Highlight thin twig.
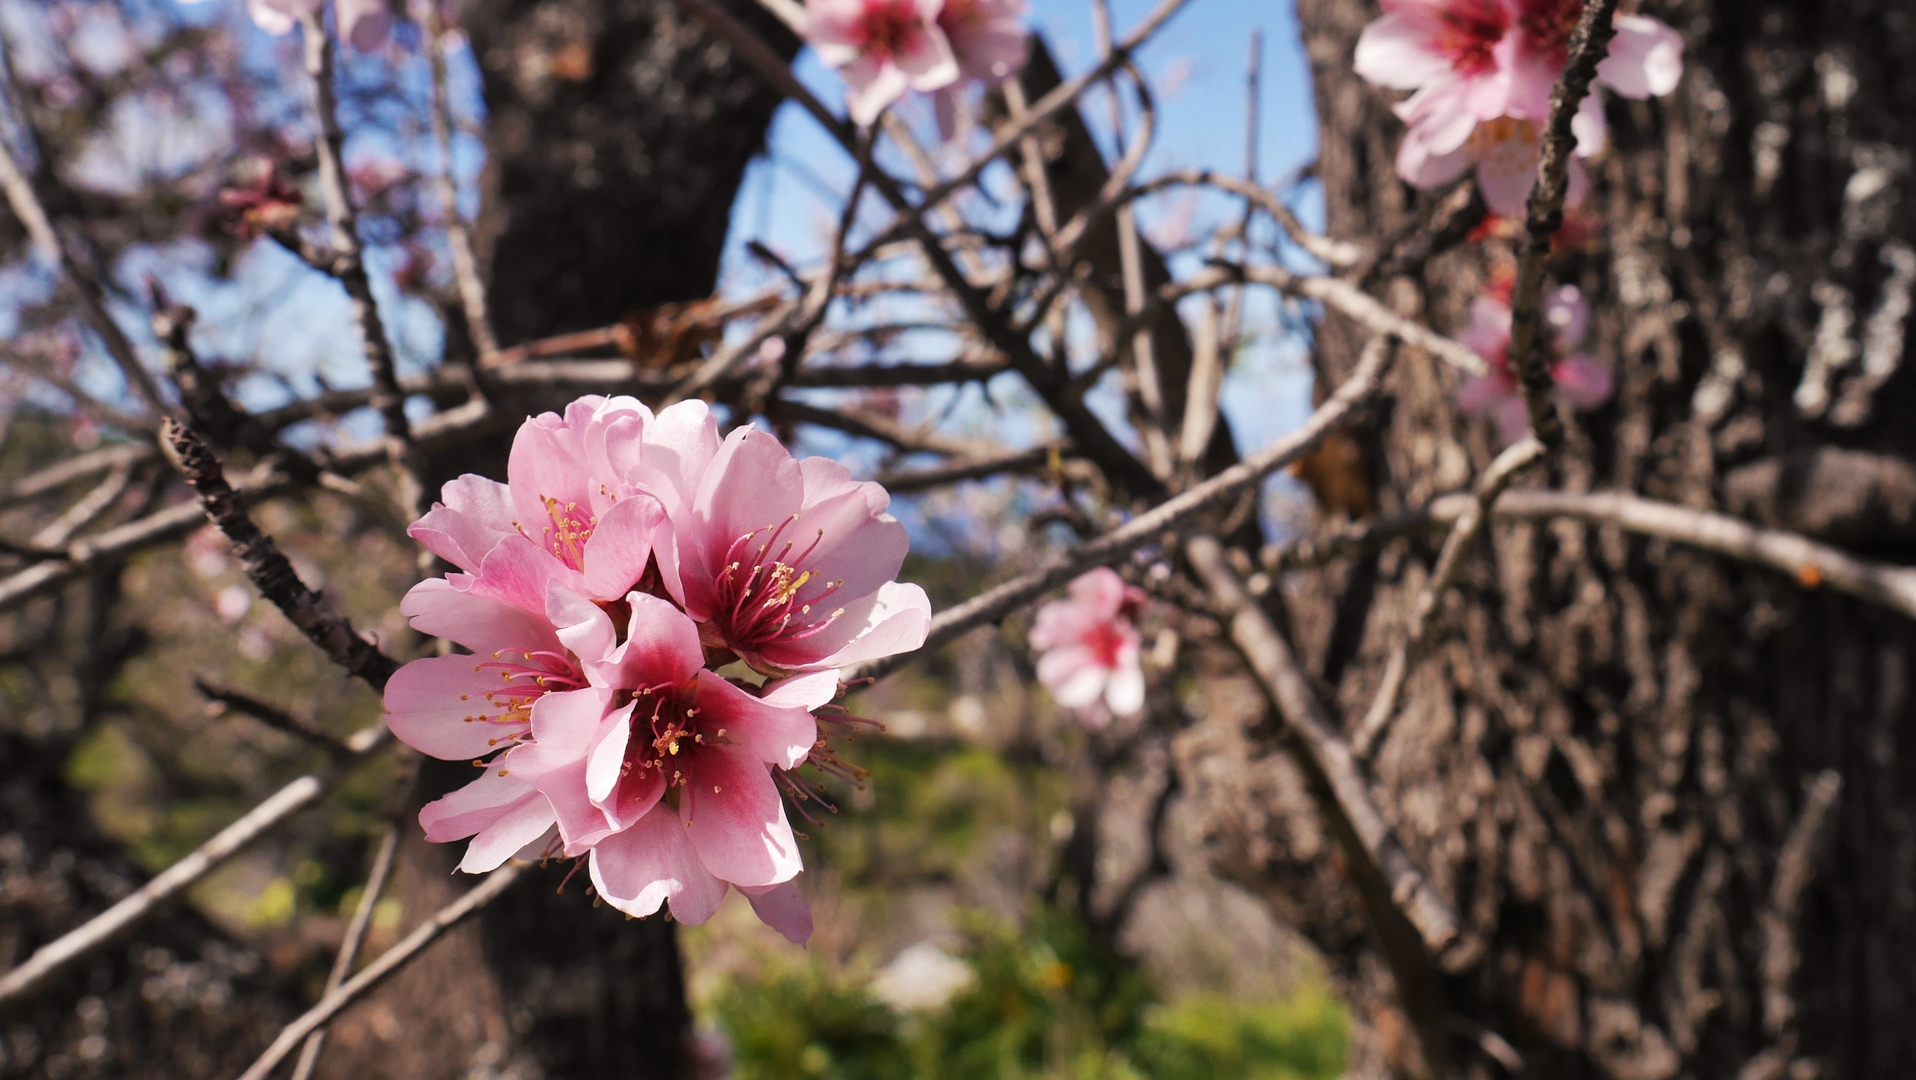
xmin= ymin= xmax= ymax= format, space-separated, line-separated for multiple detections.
xmin=297 ymin=10 xmax=416 ymax=479
xmin=289 ymin=825 xmax=401 ymax=1080
xmin=236 ymin=864 xmax=528 ymax=1080
xmin=411 ymin=0 xmax=500 ymax=367
xmin=195 ymin=677 xmax=349 ymax=752
xmin=1503 ymin=0 xmax=1619 ymax=447
xmin=846 ymin=334 xmax=1392 ymax=683
xmin=28 ymin=460 xmax=133 ymax=548
xmin=160 ymin=419 xmax=400 ymax=691
xmin=1352 ymin=435 xmax=1544 ymax=757
xmin=1257 ymin=488 xmax=1916 ymax=624
xmin=0 ymin=116 xmax=165 ymax=414
xmin=874 ymin=445 xmax=1058 ymax=494
xmin=0 ymin=724 xmax=389 ymax=1007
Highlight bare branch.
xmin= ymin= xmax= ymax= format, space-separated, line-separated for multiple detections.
xmin=1503 ymin=0 xmax=1620 ymax=447
xmin=847 ymin=334 xmax=1392 ymax=683
xmin=290 ymin=825 xmax=401 ymax=1080
xmin=160 ymin=419 xmax=400 ymax=691
xmin=236 ymin=864 xmax=528 ymax=1080
xmin=0 ymin=724 xmax=389 ymax=1007
xmin=1353 ymin=435 xmax=1544 ymax=757
xmin=195 ymin=677 xmax=349 ymax=752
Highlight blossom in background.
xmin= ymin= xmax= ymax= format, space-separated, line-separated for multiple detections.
xmin=1029 ymin=568 xmax=1146 ymax=727
xmin=385 ymin=396 xmax=928 ymax=940
xmin=937 ymin=0 xmax=1027 ymax=84
xmin=929 ymin=0 xmax=1028 ymax=137
xmin=804 ymin=0 xmax=960 ymax=125
xmin=182 ymin=0 xmax=390 ymax=51
xmin=1354 ymin=0 xmax=1683 ymax=215
xmin=1456 ymin=281 xmax=1613 ymax=444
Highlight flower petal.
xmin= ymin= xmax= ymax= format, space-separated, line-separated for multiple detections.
xmin=1598 ymin=16 xmax=1683 ymax=99
xmin=741 ymin=881 xmax=814 ymax=945
xmin=458 ymin=795 xmax=557 ymax=873
xmin=419 ymin=770 xmax=537 ymax=843
xmin=385 ymin=654 xmax=535 ymax=760
xmin=697 ymin=676 xmax=818 ymax=771
xmin=588 ymin=808 xmax=728 ymax=924
xmin=682 ymin=747 xmax=803 ymax=888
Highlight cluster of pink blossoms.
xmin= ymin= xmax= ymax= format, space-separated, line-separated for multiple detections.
xmin=1354 ymin=0 xmax=1683 ymax=216
xmin=1456 ymin=278 xmax=1613 ymax=443
xmin=384 ymin=398 xmax=931 ymax=942
xmin=1029 ymin=568 xmax=1146 ymax=729
xmin=803 ymin=0 xmax=1029 ymax=126
xmin=183 ymin=0 xmax=391 ymax=51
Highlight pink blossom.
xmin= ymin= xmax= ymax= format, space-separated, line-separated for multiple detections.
xmin=675 ymin=426 xmax=933 ymax=678
xmin=804 ymin=0 xmax=960 ymax=125
xmin=936 ymin=0 xmax=1027 ymax=84
xmin=1455 ymin=282 xmax=1613 ymax=444
xmin=1029 ymin=568 xmax=1146 ymax=727
xmin=183 ymin=0 xmax=389 ymax=51
xmin=1355 ymin=0 xmax=1683 ymax=213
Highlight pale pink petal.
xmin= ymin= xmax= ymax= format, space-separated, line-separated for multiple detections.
xmin=1039 ymin=646 xmax=1108 ymax=709
xmin=1103 ymin=658 xmax=1146 ymax=717
xmin=603 ymin=591 xmax=706 ymax=689
xmin=459 ymin=794 xmax=557 ymax=873
xmin=741 ymin=881 xmax=814 ymax=945
xmin=337 ymin=0 xmax=391 ymax=51
xmin=1396 ymin=82 xmax=1480 ymax=158
xmin=1029 ymin=597 xmax=1103 ymax=652
xmin=643 ymin=400 xmax=721 ymax=507
xmin=1571 ymin=93 xmax=1608 ymax=157
xmin=682 ymin=748 xmax=802 ymax=888
xmin=758 ymin=669 xmax=843 ymax=711
xmin=1457 ymin=297 xmax=1513 ymax=364
xmin=1494 ymin=395 xmax=1531 ymax=446
xmin=419 ymin=770 xmax=536 ymax=843
xmin=844 ymin=55 xmax=911 ymax=126
xmin=400 ymin=577 xmax=561 ymax=658
xmin=506 ymin=403 xmax=598 ymax=536
xmin=533 ymin=757 xmax=619 ymax=855
xmin=408 ymin=475 xmax=516 ymax=573
xmin=581 ymin=492 xmax=677 ymax=602
xmin=460 ymin=533 xmax=585 ymax=616
xmin=1544 ymin=285 xmax=1589 ymax=351
xmin=816 ymin=581 xmax=932 ymax=668
xmin=588 ymin=808 xmax=728 ymax=924
xmin=1499 ymin=32 xmax=1558 ymax=120
xmin=1551 ymin=354 xmax=1614 ymax=410
xmin=546 ymin=583 xmax=618 ymax=676
xmin=385 ymin=654 xmax=533 ymax=760
xmin=1353 ymin=13 xmax=1457 ymax=90
xmin=696 ymin=675 xmax=818 ymax=771
xmin=1598 ymin=16 xmax=1683 ymax=99
xmin=1475 ymin=135 xmax=1539 ymax=218
xmin=585 ymin=713 xmax=631 ymax=805
xmin=1456 ymin=375 xmax=1516 ymax=418
xmin=688 ymin=428 xmax=805 ymax=610
xmin=507 ymin=688 xmax=624 ymax=775
xmin=1065 ymin=567 xmax=1128 ymax=619
xmin=896 ymin=24 xmax=960 ymax=90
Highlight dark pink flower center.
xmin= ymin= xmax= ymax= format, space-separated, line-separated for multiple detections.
xmin=857 ymin=0 xmax=925 ymax=60
xmin=468 ymin=648 xmax=587 ymax=747
xmin=1084 ymin=619 xmax=1129 ymax=670
xmin=1517 ymin=0 xmax=1583 ymax=60
xmin=614 ymin=677 xmax=732 ymax=813
xmin=1429 ymin=0 xmax=1508 ymax=76
xmin=712 ymin=515 xmax=845 ymax=658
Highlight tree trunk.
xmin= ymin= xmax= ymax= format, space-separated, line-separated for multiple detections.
xmin=322 ymin=2 xmax=794 ymax=1076
xmin=1214 ymin=1 xmax=1916 ymax=1077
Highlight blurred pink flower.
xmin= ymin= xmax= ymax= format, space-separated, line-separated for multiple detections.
xmin=675 ymin=426 xmax=932 ymax=678
xmin=1029 ymin=568 xmax=1146 ymax=727
xmin=1455 ymin=282 xmax=1613 ymax=444
xmin=1355 ymin=0 xmax=1683 ymax=214
xmin=183 ymin=0 xmax=389 ymax=51
xmin=804 ymin=0 xmax=960 ymax=125
xmin=937 ymin=0 xmax=1026 ymax=84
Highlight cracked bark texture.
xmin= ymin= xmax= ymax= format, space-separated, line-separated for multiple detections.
xmin=320 ymin=2 xmax=795 ymax=1077
xmin=1200 ymin=2 xmax=1916 ymax=1077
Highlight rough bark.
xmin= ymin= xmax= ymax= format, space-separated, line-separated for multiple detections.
xmin=1205 ymin=2 xmax=1916 ymax=1077
xmin=321 ymin=3 xmax=795 ymax=1077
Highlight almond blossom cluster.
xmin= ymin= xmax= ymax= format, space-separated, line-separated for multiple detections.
xmin=384 ymin=397 xmax=931 ymax=941
xmin=1354 ymin=0 xmax=1682 ymax=216
xmin=1029 ymin=568 xmax=1147 ymax=729
xmin=183 ymin=0 xmax=391 ymax=52
xmin=1456 ymin=279 xmax=1612 ymax=443
xmin=803 ymin=0 xmax=1028 ymax=126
